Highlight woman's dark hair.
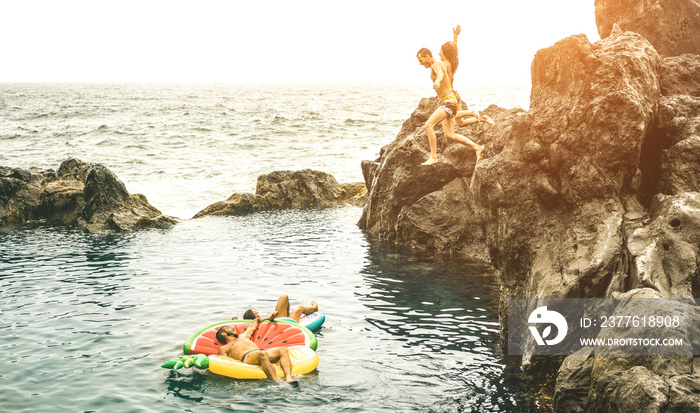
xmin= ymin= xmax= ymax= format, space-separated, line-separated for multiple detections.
xmin=441 ymin=42 xmax=459 ymax=76
xmin=243 ymin=309 xmax=256 ymax=320
xmin=417 ymin=48 xmax=432 ymax=58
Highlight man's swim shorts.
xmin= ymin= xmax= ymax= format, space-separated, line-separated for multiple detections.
xmin=439 ymin=93 xmax=459 ymax=118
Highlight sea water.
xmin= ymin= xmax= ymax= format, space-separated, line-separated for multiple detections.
xmin=0 ymin=83 xmax=532 ymax=412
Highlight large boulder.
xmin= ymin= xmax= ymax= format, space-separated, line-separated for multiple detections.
xmin=554 ymin=289 xmax=700 ymax=413
xmin=658 ymin=136 xmax=700 ymax=195
xmin=0 ymin=158 xmax=179 ymax=232
xmin=394 ymin=177 xmax=488 ymax=260
xmin=480 ymin=29 xmax=660 ymax=301
xmin=357 ymin=95 xmax=513 ymax=259
xmin=0 ymin=166 xmax=46 ymax=226
xmin=660 ymin=54 xmax=700 ymax=96
xmin=193 ymin=169 xmax=366 ymax=219
xmin=595 ymin=0 xmax=700 ymax=56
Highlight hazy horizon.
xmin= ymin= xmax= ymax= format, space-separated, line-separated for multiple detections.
xmin=1 ymin=1 xmax=600 ymax=87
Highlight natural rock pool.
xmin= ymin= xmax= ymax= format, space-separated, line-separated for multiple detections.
xmin=0 ymin=206 xmax=530 ymax=412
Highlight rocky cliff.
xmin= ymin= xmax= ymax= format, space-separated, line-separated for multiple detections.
xmin=0 ymin=158 xmax=179 ymax=232
xmin=359 ymin=5 xmax=700 ymax=411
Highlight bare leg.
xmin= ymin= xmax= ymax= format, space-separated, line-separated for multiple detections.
xmin=456 ymin=116 xmax=479 ymax=127
xmin=442 ymin=118 xmax=484 ymax=163
xmin=456 ymin=109 xmax=495 ymax=127
xmin=457 ymin=109 xmax=480 ymax=119
xmin=476 ymin=146 xmax=484 ymax=163
xmin=455 ymin=109 xmax=480 ymax=127
xmin=289 ymin=301 xmax=318 ymax=322
xmin=422 ymin=108 xmax=449 ymax=165
xmin=274 ymin=295 xmax=291 ymax=318
xmin=247 ymin=350 xmax=279 ymax=382
xmin=479 ymin=115 xmax=495 ymax=125
xmin=267 ymin=347 xmax=297 ymax=385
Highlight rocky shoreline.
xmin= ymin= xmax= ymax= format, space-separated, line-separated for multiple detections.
xmin=359 ymin=0 xmax=700 ymax=411
xmin=2 ymin=0 xmax=699 ymax=411
xmin=0 ymin=158 xmax=180 ymax=232
xmin=0 ymin=158 xmax=366 ymax=232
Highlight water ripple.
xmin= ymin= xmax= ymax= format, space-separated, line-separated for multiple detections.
xmin=0 ymin=82 xmax=534 ymax=412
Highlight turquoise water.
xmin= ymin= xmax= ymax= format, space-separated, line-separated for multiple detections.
xmin=0 ymin=83 xmax=532 ymax=411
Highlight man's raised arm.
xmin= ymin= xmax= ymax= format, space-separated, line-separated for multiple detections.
xmin=242 ymin=317 xmax=260 ymax=340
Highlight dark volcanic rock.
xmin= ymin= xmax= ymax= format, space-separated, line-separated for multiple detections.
xmin=395 ymin=177 xmax=488 ymax=260
xmin=361 ymin=29 xmax=662 ymax=284
xmin=256 ymin=170 xmax=348 ymax=208
xmin=553 ymin=348 xmax=595 ymax=413
xmin=360 ymin=22 xmax=700 ymax=411
xmin=476 ymin=30 xmax=662 ymax=304
xmin=0 ymin=158 xmax=179 ymax=232
xmin=555 ymin=289 xmax=700 ymax=413
xmin=546 ymin=36 xmax=700 ymax=412
xmin=590 ymin=365 xmax=670 ymax=412
xmin=595 ymin=0 xmax=700 ymax=56
xmin=357 ymin=96 xmax=511 ymax=259
xmin=627 ymin=192 xmax=700 ymax=298
xmin=0 ymin=167 xmax=45 ymax=226
xmin=659 ymin=136 xmax=700 ymax=195
xmin=193 ymin=169 xmax=366 ymax=219
xmin=660 ymin=54 xmax=700 ymax=96
xmin=83 ymin=164 xmax=134 ymax=227
xmin=637 ymin=55 xmax=700 ymax=204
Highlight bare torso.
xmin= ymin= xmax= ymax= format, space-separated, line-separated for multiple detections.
xmin=431 ymin=61 xmax=454 ymax=100
xmin=222 ymin=337 xmax=259 ymax=360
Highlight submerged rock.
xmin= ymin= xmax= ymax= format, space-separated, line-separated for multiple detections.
xmin=0 ymin=158 xmax=179 ymax=232
xmin=193 ymin=169 xmax=366 ymax=219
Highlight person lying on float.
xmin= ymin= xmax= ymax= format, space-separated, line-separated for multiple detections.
xmin=216 ymin=311 xmax=299 ymax=386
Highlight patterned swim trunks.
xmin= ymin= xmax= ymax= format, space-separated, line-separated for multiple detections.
xmin=439 ymin=93 xmax=459 ymax=118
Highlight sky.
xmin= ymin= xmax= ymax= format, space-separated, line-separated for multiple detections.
xmin=0 ymin=0 xmax=600 ymax=85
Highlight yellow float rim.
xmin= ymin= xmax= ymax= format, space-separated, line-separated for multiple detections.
xmin=208 ymin=345 xmax=319 ymax=379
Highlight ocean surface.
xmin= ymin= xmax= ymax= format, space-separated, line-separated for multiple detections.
xmin=0 ymin=83 xmax=532 ymax=412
